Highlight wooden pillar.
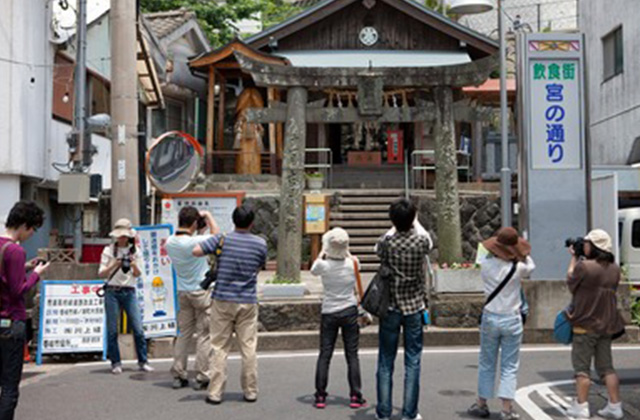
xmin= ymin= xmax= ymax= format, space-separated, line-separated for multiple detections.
xmin=276 ymin=87 xmax=307 ymax=281
xmin=472 ymin=120 xmax=483 ymax=181
xmin=216 ymin=75 xmax=226 ymax=152
xmin=205 ymin=67 xmax=216 ymax=174
xmin=268 ymin=88 xmax=277 ymax=174
xmin=433 ymin=86 xmax=463 ymax=263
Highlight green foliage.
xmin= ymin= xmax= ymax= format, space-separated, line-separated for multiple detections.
xmin=140 ymin=0 xmax=301 ymax=47
xmin=631 ymin=298 xmax=640 ymax=326
xmin=305 ymin=171 xmax=324 ymax=179
xmin=266 ymin=274 xmax=302 ymax=284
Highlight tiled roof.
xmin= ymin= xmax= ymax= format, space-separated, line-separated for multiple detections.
xmin=143 ymin=8 xmax=195 ymax=39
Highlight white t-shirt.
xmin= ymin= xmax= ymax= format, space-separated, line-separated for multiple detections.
xmin=311 ymin=257 xmax=360 ymax=315
xmin=481 ymin=255 xmax=536 ymax=315
xmin=165 ymin=234 xmax=212 ymax=292
xmin=99 ymin=245 xmax=143 ymax=288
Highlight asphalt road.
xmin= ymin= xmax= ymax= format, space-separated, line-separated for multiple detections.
xmin=18 ymin=345 xmax=640 ymax=420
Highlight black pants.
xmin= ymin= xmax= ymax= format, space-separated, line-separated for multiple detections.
xmin=315 ymin=306 xmax=362 ymax=398
xmin=0 ymin=321 xmax=26 ymax=420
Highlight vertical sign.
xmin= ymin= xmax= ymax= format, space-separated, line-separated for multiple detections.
xmin=518 ymin=33 xmax=589 ymax=280
xmin=37 ymin=280 xmax=106 ymax=365
xmin=134 ymin=225 xmax=178 ymax=338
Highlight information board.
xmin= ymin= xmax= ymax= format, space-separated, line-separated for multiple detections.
xmin=304 ymin=194 xmax=329 ymax=234
xmin=37 ymin=280 xmax=106 ymax=365
xmin=134 ymin=225 xmax=179 ymax=338
xmin=161 ymin=193 xmax=244 ymax=234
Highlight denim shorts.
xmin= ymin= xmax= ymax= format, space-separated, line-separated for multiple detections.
xmin=571 ymin=332 xmax=615 ymax=379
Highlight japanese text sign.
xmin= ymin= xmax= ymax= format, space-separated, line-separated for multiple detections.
xmin=37 ymin=280 xmax=106 ymax=364
xmin=134 ymin=225 xmax=179 ymax=338
xmin=161 ymin=193 xmax=244 ymax=234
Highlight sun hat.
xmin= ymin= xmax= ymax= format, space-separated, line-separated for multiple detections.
xmin=584 ymin=229 xmax=613 ymax=254
xmin=482 ymin=227 xmax=531 ymax=262
xmin=322 ymin=227 xmax=351 ymax=260
xmin=109 ymin=218 xmax=135 ymax=239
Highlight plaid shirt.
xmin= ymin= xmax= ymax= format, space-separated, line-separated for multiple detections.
xmin=376 ymin=229 xmax=432 ymax=315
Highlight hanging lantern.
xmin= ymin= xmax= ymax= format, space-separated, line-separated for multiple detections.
xmin=449 ymin=0 xmax=494 ymax=15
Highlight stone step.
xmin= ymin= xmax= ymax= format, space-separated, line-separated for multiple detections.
xmin=357 ymin=254 xmax=381 ymax=262
xmin=333 ymin=189 xmax=405 ymax=197
xmin=338 ymin=204 xmax=390 ymax=212
xmin=340 ymin=196 xmax=401 ymax=204
xmin=349 ymin=236 xmax=381 ymax=245
xmin=361 ymin=263 xmax=380 ymax=272
xmin=350 ymin=245 xmax=377 ymax=253
xmin=331 ymin=212 xmax=388 ymax=220
xmin=330 ymin=220 xmax=392 ymax=228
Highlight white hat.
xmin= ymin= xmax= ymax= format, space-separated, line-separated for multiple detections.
xmin=322 ymin=228 xmax=350 ymax=260
xmin=584 ymin=229 xmax=613 ymax=254
xmin=109 ymin=218 xmax=135 ymax=238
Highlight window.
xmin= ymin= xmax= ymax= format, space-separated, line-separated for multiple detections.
xmin=603 ymin=26 xmax=623 ymax=80
xmin=632 ymin=220 xmax=640 ymax=248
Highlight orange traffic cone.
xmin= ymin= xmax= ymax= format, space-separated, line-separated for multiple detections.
xmin=23 ymin=343 xmax=30 ymax=363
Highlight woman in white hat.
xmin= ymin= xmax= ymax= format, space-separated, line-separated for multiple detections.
xmin=565 ymin=229 xmax=625 ymax=419
xmin=98 ymin=218 xmax=153 ymax=374
xmin=310 ymin=227 xmax=366 ymax=410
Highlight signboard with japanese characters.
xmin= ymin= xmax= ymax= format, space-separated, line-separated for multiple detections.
xmin=37 ymin=280 xmax=106 ymax=365
xmin=518 ymin=33 xmax=588 ymax=280
xmin=529 ymin=59 xmax=582 ymax=169
xmin=133 ymin=225 xmax=179 ymax=338
xmin=161 ymin=193 xmax=244 ymax=234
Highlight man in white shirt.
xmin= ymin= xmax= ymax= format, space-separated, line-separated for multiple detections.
xmin=166 ymin=207 xmax=219 ymax=390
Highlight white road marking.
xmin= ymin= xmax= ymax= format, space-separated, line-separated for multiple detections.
xmin=515 ymin=379 xmax=575 ymax=420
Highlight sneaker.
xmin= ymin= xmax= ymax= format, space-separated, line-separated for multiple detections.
xmin=139 ymin=363 xmax=154 ymax=372
xmin=244 ymin=395 xmax=258 ymax=403
xmin=205 ymin=397 xmax=221 ymax=405
xmin=566 ymin=400 xmax=590 ymax=419
xmin=111 ymin=365 xmax=122 ymax=375
xmin=401 ymin=414 xmax=422 ymax=420
xmin=192 ymin=379 xmax=209 ymax=391
xmin=375 ymin=414 xmax=390 ymax=420
xmin=500 ymin=411 xmax=521 ymax=420
xmin=172 ymin=378 xmax=188 ymax=389
xmin=350 ymin=395 xmax=367 ymax=409
xmin=598 ymin=402 xmax=624 ymax=419
xmin=468 ymin=403 xmax=491 ymax=418
xmin=314 ymin=394 xmax=327 ymax=409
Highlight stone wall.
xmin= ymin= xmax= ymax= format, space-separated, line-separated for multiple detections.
xmin=412 ymin=192 xmax=501 ymax=262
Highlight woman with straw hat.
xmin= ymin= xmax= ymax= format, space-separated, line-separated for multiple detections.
xmin=565 ymin=229 xmax=625 ymax=420
xmin=310 ymin=227 xmax=367 ymax=410
xmin=98 ymin=219 xmax=153 ymax=375
xmin=468 ymin=227 xmax=535 ymax=420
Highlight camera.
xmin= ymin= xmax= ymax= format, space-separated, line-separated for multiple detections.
xmin=121 ymin=255 xmax=132 ymax=274
xmin=565 ymin=237 xmax=586 ymax=258
xmin=196 ymin=215 xmax=207 ymax=231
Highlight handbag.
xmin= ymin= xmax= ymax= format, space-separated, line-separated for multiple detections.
xmin=478 ymin=261 xmax=518 ymax=325
xmin=352 ymin=257 xmax=373 ymax=327
xmin=200 ymin=234 xmax=226 ymax=290
xmin=361 ymin=238 xmax=392 ymax=319
xmin=554 ymin=309 xmax=573 ymax=344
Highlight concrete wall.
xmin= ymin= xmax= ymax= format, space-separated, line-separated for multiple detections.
xmin=580 ymin=0 xmax=640 ymax=165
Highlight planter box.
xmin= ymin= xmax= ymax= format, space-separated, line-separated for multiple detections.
xmin=306 ymin=178 xmax=324 ymax=190
xmin=261 ymin=283 xmax=308 ymax=299
xmin=347 ymin=151 xmax=382 ymax=166
xmin=433 ymin=269 xmax=483 ymax=293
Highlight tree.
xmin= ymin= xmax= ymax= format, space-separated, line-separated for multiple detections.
xmin=140 ymin=0 xmax=301 ymax=47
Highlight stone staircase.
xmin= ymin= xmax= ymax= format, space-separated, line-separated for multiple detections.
xmin=330 ymin=189 xmax=405 ymax=272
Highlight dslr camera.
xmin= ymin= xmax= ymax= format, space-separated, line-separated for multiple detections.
xmin=196 ymin=215 xmax=207 ymax=231
xmin=121 ymin=255 xmax=132 ymax=274
xmin=565 ymin=237 xmax=586 ymax=258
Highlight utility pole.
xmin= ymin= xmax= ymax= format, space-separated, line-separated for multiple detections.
xmin=110 ymin=0 xmax=140 ymax=225
xmin=498 ymin=0 xmax=512 ymax=228
xmin=70 ymin=0 xmax=88 ymax=261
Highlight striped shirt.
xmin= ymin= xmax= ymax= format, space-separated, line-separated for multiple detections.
xmin=200 ymin=231 xmax=267 ymax=304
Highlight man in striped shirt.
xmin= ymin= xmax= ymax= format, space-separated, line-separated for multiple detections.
xmin=193 ymin=205 xmax=267 ymax=405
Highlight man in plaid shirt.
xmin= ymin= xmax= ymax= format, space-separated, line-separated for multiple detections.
xmin=375 ymin=198 xmax=432 ymax=420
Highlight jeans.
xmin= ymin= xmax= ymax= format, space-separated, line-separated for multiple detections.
xmin=376 ymin=309 xmax=423 ymax=419
xmin=105 ymin=287 xmax=147 ymax=366
xmin=477 ymin=312 xmax=523 ymax=400
xmin=0 ymin=321 xmax=26 ymax=420
xmin=315 ymin=305 xmax=362 ymax=398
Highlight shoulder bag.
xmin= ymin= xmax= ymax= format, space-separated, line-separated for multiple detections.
xmin=200 ymin=234 xmax=226 ymax=290
xmin=361 ymin=238 xmax=392 ymax=319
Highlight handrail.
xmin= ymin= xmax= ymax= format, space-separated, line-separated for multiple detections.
xmin=410 ymin=149 xmax=472 ymax=189
xmin=304 ymin=148 xmax=333 ymax=188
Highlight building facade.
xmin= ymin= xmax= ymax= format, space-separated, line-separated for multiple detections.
xmin=580 ymin=0 xmax=640 ymax=165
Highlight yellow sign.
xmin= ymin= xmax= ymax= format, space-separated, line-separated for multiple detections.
xmin=304 ymin=194 xmax=329 ymax=234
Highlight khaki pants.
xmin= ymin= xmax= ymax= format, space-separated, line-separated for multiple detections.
xmin=208 ymin=299 xmax=258 ymax=401
xmin=171 ymin=290 xmax=213 ymax=383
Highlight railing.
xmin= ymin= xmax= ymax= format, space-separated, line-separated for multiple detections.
xmin=410 ymin=149 xmax=472 ymax=189
xmin=38 ymin=248 xmax=77 ymax=263
xmin=304 ymin=148 xmax=333 ymax=188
